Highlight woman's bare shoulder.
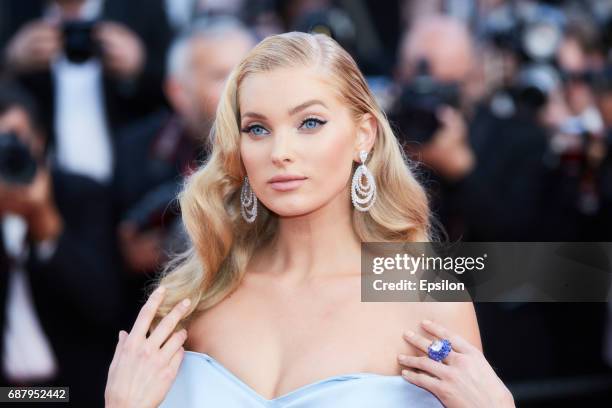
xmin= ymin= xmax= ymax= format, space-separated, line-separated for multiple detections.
xmin=423 ymin=302 xmax=482 ymax=351
xmin=383 ymin=302 xmax=482 ymax=351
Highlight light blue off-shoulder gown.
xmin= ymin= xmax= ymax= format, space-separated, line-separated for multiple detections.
xmin=159 ymin=351 xmax=445 ymax=407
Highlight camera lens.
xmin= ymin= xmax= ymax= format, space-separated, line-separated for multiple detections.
xmin=0 ymin=132 xmax=37 ymax=184
xmin=63 ymin=20 xmax=97 ymax=63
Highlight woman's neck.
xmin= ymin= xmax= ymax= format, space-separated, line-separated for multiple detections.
xmin=254 ymin=191 xmax=362 ymax=284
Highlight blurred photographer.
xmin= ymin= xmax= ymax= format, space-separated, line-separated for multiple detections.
xmin=392 ymin=14 xmax=476 ymax=239
xmin=593 ymin=64 xmax=612 ymax=239
xmin=0 ymin=81 xmax=122 ymax=406
xmin=113 ymin=17 xmax=255 ymax=325
xmin=0 ymin=0 xmax=172 ymax=155
xmin=459 ymin=1 xmax=567 ymax=241
xmin=0 ymin=82 xmax=59 ymax=388
xmin=467 ymin=5 xmax=612 ymax=405
xmin=549 ymin=16 xmax=609 ymax=238
xmin=470 ymin=1 xmax=610 ymax=241
xmin=0 ymin=99 xmax=59 ymax=243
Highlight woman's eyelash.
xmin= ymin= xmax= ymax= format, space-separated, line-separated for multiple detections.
xmin=241 ymin=124 xmax=264 ymax=133
xmin=241 ymin=117 xmax=327 ymax=135
xmin=300 ymin=117 xmax=327 ymax=129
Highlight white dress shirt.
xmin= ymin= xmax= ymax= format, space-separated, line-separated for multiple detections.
xmin=50 ymin=0 xmax=112 ymax=183
xmin=2 ymin=216 xmax=58 ymax=382
xmin=52 ymin=55 xmax=113 ymax=183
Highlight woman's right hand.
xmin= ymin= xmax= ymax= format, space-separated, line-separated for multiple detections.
xmin=104 ymin=286 xmax=191 ymax=408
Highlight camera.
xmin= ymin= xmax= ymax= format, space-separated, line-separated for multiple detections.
xmin=63 ymin=20 xmax=99 ymax=63
xmin=388 ymin=59 xmax=460 ymax=144
xmin=0 ymin=132 xmax=37 ymax=184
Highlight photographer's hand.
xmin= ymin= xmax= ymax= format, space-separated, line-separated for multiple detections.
xmin=94 ymin=22 xmax=145 ymax=80
xmin=5 ymin=20 xmax=61 ymax=72
xmin=0 ymin=169 xmax=63 ymax=242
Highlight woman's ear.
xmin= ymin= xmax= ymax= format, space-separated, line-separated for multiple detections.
xmin=354 ymin=112 xmax=377 ymax=161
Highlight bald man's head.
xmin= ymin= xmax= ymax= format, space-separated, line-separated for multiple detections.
xmin=398 ymin=15 xmax=475 ymax=83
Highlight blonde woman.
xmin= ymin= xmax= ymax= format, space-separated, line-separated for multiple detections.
xmin=104 ymin=32 xmax=515 ymax=408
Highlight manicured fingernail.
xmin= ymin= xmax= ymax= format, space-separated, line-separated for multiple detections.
xmin=157 ymin=285 xmax=166 ymax=294
xmin=182 ymin=298 xmax=191 ymax=307
xmin=422 ymin=319 xmax=432 ymax=325
xmin=397 ymin=354 xmax=408 ymax=361
xmin=405 ymin=330 xmax=414 ymax=337
xmin=402 ymin=369 xmax=410 ymax=376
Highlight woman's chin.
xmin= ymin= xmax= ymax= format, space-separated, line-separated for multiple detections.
xmin=266 ymin=204 xmax=316 ymax=218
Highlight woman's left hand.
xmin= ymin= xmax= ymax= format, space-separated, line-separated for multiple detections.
xmin=398 ymin=319 xmax=515 ymax=408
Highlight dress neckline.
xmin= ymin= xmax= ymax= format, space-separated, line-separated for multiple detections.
xmin=183 ymin=350 xmax=405 ymax=403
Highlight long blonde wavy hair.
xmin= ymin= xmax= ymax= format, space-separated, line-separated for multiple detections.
xmin=150 ymin=31 xmax=431 ymax=332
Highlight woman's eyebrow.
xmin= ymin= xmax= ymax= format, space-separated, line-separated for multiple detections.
xmin=288 ymin=99 xmax=328 ymax=115
xmin=241 ymin=99 xmax=328 ymax=121
xmin=241 ymin=111 xmax=267 ymax=120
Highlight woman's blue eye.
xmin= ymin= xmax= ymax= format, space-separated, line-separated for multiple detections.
xmin=251 ymin=126 xmax=266 ymax=135
xmin=242 ymin=118 xmax=326 ymax=136
xmin=300 ymin=118 xmax=326 ymax=130
xmin=243 ymin=125 xmax=269 ymax=136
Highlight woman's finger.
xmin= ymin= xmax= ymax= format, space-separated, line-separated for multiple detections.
xmin=159 ymin=329 xmax=188 ymax=363
xmin=420 ymin=319 xmax=478 ymax=355
xmin=130 ymin=286 xmax=166 ymax=339
xmin=165 ymin=346 xmax=185 ymax=378
xmin=402 ymin=330 xmax=432 ymax=353
xmin=397 ymin=355 xmax=449 ymax=380
xmin=107 ymin=330 xmax=127 ymax=376
xmin=401 ymin=367 xmax=441 ymax=393
xmin=147 ymin=298 xmax=191 ymax=348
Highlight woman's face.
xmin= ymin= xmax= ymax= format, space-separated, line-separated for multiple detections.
xmin=239 ymin=66 xmax=368 ymax=217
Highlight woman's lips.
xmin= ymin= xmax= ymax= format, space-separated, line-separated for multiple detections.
xmin=269 ymin=178 xmax=307 ymax=191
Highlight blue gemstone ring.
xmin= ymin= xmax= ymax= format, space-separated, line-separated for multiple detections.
xmin=427 ymin=338 xmax=452 ymax=362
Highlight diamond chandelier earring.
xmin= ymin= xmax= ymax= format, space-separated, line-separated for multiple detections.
xmin=351 ymin=150 xmax=377 ymax=212
xmin=241 ymin=176 xmax=258 ymax=223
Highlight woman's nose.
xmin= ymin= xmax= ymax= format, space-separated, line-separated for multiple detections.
xmin=270 ymin=130 xmax=294 ymax=165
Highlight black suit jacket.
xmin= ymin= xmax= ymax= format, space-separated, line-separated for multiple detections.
xmin=0 ymin=234 xmax=8 ymax=377
xmin=0 ymin=169 xmax=124 ymax=407
xmin=0 ymin=0 xmax=172 ymax=142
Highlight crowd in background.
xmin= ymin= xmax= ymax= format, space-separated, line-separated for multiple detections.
xmin=0 ymin=0 xmax=611 ymax=406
